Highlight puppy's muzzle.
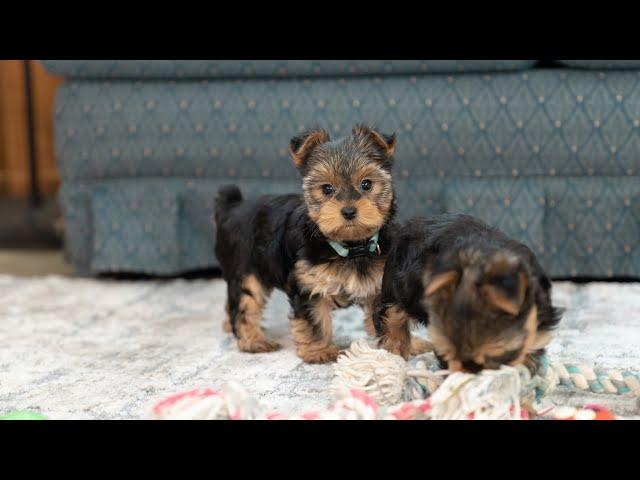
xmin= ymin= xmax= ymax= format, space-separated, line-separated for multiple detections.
xmin=341 ymin=206 xmax=357 ymax=220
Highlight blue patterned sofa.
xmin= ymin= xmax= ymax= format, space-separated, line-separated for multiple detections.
xmin=42 ymin=60 xmax=640 ymax=278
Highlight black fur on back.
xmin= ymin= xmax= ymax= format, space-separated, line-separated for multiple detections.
xmin=376 ymin=213 xmax=563 ymax=334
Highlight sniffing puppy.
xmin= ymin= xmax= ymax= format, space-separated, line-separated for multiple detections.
xmin=215 ymin=125 xmax=410 ymax=363
xmin=373 ymin=214 xmax=562 ymax=373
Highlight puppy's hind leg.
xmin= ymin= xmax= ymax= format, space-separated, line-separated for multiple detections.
xmin=229 ymin=275 xmax=280 ymax=353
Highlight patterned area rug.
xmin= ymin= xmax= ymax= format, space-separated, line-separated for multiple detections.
xmin=1 ymin=275 xmax=639 ymax=419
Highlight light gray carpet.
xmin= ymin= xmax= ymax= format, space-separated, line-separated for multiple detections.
xmin=1 ymin=275 xmax=639 ymax=419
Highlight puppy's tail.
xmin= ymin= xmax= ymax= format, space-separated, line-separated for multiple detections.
xmin=215 ymin=185 xmax=243 ymax=224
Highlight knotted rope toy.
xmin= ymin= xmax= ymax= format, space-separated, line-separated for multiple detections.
xmin=330 ymin=339 xmax=560 ymax=413
xmin=149 ymin=340 xmax=635 ymax=420
xmin=330 ymin=339 xmax=640 ymax=416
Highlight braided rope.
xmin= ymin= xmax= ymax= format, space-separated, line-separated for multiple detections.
xmin=548 ymin=361 xmax=640 ymax=396
xmin=150 ymin=342 xmax=635 ymax=420
xmin=331 ymin=340 xmax=640 ymax=409
xmin=415 ymin=350 xmax=640 ymax=398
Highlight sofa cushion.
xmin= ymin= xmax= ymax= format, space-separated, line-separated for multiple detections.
xmin=55 ymin=69 xmax=640 ymax=183
xmin=58 ymin=176 xmax=639 ymax=278
xmin=41 ymin=60 xmax=536 ymax=79
xmin=558 ymin=60 xmax=640 ymax=70
xmin=414 ymin=177 xmax=640 ymax=278
xmin=543 ymin=177 xmax=639 ymax=278
xmin=59 ymin=178 xmax=300 ymax=275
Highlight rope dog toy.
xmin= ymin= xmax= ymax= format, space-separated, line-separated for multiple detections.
xmin=331 ymin=340 xmax=640 ymax=407
xmin=149 ymin=340 xmax=633 ymax=420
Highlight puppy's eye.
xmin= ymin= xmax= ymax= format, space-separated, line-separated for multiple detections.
xmin=321 ymin=184 xmax=334 ymax=196
xmin=360 ymin=179 xmax=372 ymax=191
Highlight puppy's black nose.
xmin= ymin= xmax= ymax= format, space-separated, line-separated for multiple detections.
xmin=341 ymin=206 xmax=358 ymax=220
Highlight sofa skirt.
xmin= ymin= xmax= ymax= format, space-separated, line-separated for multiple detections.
xmin=59 ymin=176 xmax=639 ymax=278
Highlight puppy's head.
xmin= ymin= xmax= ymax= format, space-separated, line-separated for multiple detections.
xmin=289 ymin=125 xmax=396 ymax=242
xmin=422 ymin=246 xmax=548 ymax=373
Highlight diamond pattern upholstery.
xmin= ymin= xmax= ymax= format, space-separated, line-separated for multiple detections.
xmin=59 ymin=176 xmax=640 ymax=278
xmin=47 ymin=61 xmax=640 ymax=278
xmin=55 ymin=70 xmax=640 ymax=182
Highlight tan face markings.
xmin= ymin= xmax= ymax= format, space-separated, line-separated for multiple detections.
xmin=471 ymin=331 xmax=528 ymax=366
xmin=481 ymin=271 xmax=528 ymax=316
xmin=427 ymin=305 xmax=541 ymax=371
xmin=351 ymin=165 xmax=394 ymax=218
xmin=310 ymin=195 xmax=388 ymax=241
xmin=529 ymin=329 xmax=552 ymax=352
xmin=351 ymin=164 xmax=392 ymax=189
xmin=427 ymin=323 xmax=456 ymax=365
xmin=305 ymin=162 xmax=341 ymax=196
xmin=519 ymin=305 xmax=540 ymax=361
xmin=472 ymin=305 xmax=539 ymax=368
xmin=347 ymin=198 xmax=386 ymax=239
xmin=302 ymin=159 xmax=393 ymax=242
xmin=313 ymin=200 xmax=347 ymax=239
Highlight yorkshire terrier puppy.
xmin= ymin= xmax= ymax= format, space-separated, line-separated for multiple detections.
xmin=373 ymin=214 xmax=562 ymax=373
xmin=215 ymin=125 xmax=423 ymax=363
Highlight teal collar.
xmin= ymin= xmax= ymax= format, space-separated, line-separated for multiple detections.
xmin=328 ymin=232 xmax=381 ymax=258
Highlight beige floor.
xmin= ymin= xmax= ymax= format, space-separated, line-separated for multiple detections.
xmin=0 ymin=249 xmax=73 ymax=277
xmin=1 ymin=276 xmax=638 ymax=419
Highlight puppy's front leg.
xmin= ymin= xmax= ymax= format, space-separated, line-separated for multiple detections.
xmin=369 ymin=299 xmax=431 ymax=356
xmin=290 ymin=294 xmax=340 ymax=364
xmin=363 ymin=299 xmax=377 ymax=338
xmin=373 ymin=303 xmax=412 ymax=360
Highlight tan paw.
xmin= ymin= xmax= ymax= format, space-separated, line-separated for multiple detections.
xmin=238 ymin=337 xmax=281 ymax=353
xmin=410 ymin=337 xmax=433 ymax=356
xmin=298 ymin=344 xmax=341 ymax=364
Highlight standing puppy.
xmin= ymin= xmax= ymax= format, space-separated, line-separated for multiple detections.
xmin=373 ymin=214 xmax=562 ymax=373
xmin=215 ymin=125 xmax=421 ymax=363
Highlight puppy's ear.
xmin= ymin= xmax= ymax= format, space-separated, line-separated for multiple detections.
xmin=424 ymin=270 xmax=460 ymax=297
xmin=289 ymin=129 xmax=330 ymax=169
xmin=481 ymin=263 xmax=528 ymax=316
xmin=352 ymin=124 xmax=396 ymax=158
